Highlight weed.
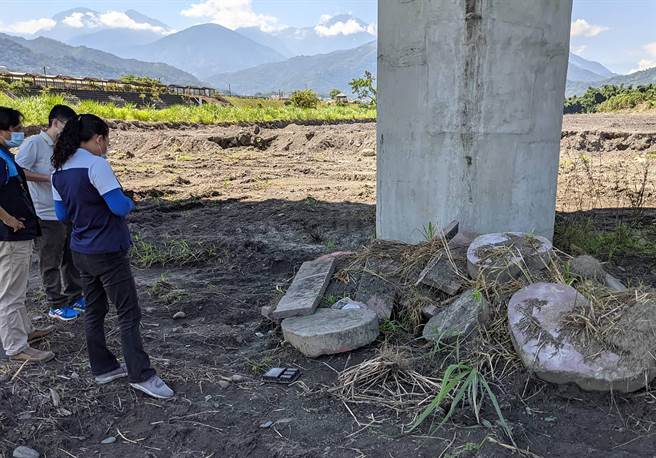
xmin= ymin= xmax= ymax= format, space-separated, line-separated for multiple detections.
xmin=380 ymin=319 xmax=404 ymax=335
xmin=131 ymin=236 xmax=218 ymax=268
xmin=324 ymin=240 xmax=337 ymax=252
xmin=421 ymin=222 xmax=438 ymax=241
xmin=408 ymin=364 xmax=514 ymax=446
xmin=146 ymin=274 xmax=189 ymax=305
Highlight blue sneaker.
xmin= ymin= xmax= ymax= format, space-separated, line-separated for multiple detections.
xmin=71 ymin=297 xmax=86 ymax=312
xmin=48 ymin=306 xmax=80 ymax=322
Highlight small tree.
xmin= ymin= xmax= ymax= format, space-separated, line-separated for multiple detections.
xmin=349 ymin=70 xmax=377 ymax=105
xmin=290 ymin=89 xmax=320 ymax=109
xmin=329 ymin=88 xmax=342 ymax=100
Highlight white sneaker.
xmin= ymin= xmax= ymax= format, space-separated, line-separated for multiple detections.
xmin=95 ymin=363 xmax=128 ymax=385
xmin=129 ymin=375 xmax=174 ymax=399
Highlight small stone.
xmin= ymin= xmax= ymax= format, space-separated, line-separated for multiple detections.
xmin=331 ymin=297 xmax=365 ymax=311
xmin=570 ymin=255 xmax=606 ymax=282
xmin=255 ymin=332 xmax=265 ymax=338
xmin=145 ymin=307 xmax=155 ymax=313
xmin=101 ymin=437 xmax=116 ymax=445
xmin=260 ymin=306 xmax=273 ymax=320
xmin=305 ymin=131 xmax=315 ymax=140
xmin=230 ymin=375 xmax=245 ymax=383
xmin=205 ymin=395 xmax=212 ymax=401
xmin=13 ymin=446 xmax=39 ymax=458
xmin=260 ymin=420 xmax=273 ymax=429
xmin=172 ymin=311 xmax=186 ymax=320
xmin=282 ymin=308 xmax=379 ymax=358
xmin=254 ymin=125 xmax=261 ymax=135
xmin=361 ymin=148 xmax=376 ymax=157
xmin=423 ymin=290 xmax=490 ymax=342
xmin=605 ymin=273 xmax=627 ymax=293
xmin=17 ymin=412 xmax=32 ymax=420
xmin=218 ymin=380 xmax=230 ymax=389
xmin=421 ymin=305 xmax=439 ymax=320
xmin=31 ymin=315 xmax=43 ymax=322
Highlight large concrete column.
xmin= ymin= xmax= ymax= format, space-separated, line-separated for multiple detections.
xmin=377 ymin=0 xmax=572 ymax=242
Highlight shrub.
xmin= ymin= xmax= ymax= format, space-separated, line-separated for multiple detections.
xmin=290 ymin=89 xmax=320 ymax=109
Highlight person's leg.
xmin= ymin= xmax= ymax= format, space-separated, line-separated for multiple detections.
xmin=0 ymin=240 xmax=33 ymax=355
xmin=96 ymin=251 xmax=155 ymax=383
xmin=72 ymin=252 xmax=119 ymax=375
xmin=36 ymin=221 xmax=68 ymax=310
xmin=61 ymin=222 xmax=83 ymax=304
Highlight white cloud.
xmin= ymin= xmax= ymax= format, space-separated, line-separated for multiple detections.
xmin=571 ymin=44 xmax=587 ymax=55
xmin=571 ymin=19 xmax=609 ymax=38
xmin=97 ymin=11 xmax=168 ymax=34
xmin=629 ymin=42 xmax=656 ymax=73
xmin=314 ymin=16 xmax=376 ymax=37
xmin=61 ymin=11 xmax=169 ymax=34
xmin=0 ymin=18 xmax=56 ymax=34
xmin=181 ymin=0 xmax=281 ymax=32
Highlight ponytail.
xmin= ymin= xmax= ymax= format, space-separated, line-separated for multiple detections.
xmin=52 ymin=114 xmax=109 ymax=169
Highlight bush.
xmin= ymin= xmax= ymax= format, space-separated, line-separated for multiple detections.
xmin=290 ymin=89 xmax=320 ymax=109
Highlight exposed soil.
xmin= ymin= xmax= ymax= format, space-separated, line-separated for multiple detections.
xmin=2 ymin=114 xmax=656 ymax=458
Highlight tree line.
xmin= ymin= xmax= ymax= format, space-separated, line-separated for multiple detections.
xmin=565 ymin=84 xmax=656 ymax=114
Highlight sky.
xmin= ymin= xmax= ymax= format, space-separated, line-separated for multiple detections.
xmin=0 ymin=0 xmax=654 ymax=75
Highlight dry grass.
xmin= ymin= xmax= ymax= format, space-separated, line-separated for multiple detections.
xmin=334 ymin=346 xmax=441 ymax=412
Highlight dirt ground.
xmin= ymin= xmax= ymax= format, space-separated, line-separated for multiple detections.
xmin=2 ymin=113 xmax=656 ymax=457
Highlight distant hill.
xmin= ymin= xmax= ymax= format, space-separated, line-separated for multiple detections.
xmin=0 ymin=34 xmax=200 ymax=85
xmin=566 ymin=66 xmax=656 ymax=97
xmin=568 ymin=53 xmax=616 ymax=83
xmin=122 ymin=24 xmax=286 ymax=79
xmin=210 ymin=41 xmax=376 ymax=96
xmin=237 ymin=14 xmax=376 ymax=58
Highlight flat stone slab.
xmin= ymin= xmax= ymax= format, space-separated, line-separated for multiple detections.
xmin=273 ymin=257 xmax=336 ymax=320
xmin=508 ymin=282 xmax=656 ymax=393
xmin=355 ymin=258 xmax=398 ymax=320
xmin=467 ymin=232 xmax=553 ymax=281
xmin=570 ymin=255 xmax=627 ymax=292
xmin=282 ymin=308 xmax=379 ymax=358
xmin=417 ymin=247 xmax=467 ymax=295
xmin=423 ymin=289 xmax=490 ymax=342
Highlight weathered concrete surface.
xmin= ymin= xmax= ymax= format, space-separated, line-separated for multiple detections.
xmin=423 ymin=289 xmax=490 ymax=342
xmin=377 ymin=0 xmax=573 ymax=242
xmin=272 ymin=257 xmax=336 ymax=320
xmin=467 ymin=232 xmax=553 ymax=281
xmin=508 ymin=283 xmax=656 ymax=393
xmin=281 ymin=308 xmax=380 ymax=358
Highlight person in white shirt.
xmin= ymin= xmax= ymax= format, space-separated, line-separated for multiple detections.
xmin=16 ymin=105 xmax=85 ymax=322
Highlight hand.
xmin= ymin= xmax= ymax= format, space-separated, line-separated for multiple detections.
xmin=2 ymin=215 xmax=25 ymax=232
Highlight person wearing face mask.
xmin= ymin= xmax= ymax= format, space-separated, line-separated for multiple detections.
xmin=17 ymin=105 xmax=85 ymax=323
xmin=51 ymin=114 xmax=174 ymax=399
xmin=0 ymin=106 xmax=55 ymax=363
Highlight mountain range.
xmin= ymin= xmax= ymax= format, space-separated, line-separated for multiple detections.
xmin=0 ymin=33 xmax=200 ymax=85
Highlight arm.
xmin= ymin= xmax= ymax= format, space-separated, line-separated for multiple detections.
xmin=89 ymin=159 xmax=135 ymax=218
xmin=15 ymin=139 xmax=42 ymax=182
xmin=23 ymin=169 xmax=51 ymax=183
xmin=102 ymin=188 xmax=135 ymax=217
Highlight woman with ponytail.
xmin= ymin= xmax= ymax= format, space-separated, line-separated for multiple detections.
xmin=52 ymin=114 xmax=174 ymax=399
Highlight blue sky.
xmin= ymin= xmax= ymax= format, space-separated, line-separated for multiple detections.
xmin=0 ymin=0 xmax=653 ymax=74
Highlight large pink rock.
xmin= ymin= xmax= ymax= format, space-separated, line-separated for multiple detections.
xmin=508 ymin=283 xmax=656 ymax=393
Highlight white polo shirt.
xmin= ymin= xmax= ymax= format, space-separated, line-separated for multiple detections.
xmin=16 ymin=131 xmax=57 ymax=221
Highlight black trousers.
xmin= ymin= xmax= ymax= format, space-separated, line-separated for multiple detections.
xmin=37 ymin=220 xmax=83 ymax=309
xmin=72 ymin=250 xmax=155 ymax=383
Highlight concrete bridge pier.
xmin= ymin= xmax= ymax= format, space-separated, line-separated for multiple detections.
xmin=377 ymin=0 xmax=573 ymax=242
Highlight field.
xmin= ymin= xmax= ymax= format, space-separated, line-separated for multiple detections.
xmin=2 ymin=113 xmax=656 ymax=457
xmin=0 ymin=93 xmax=376 ymax=126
